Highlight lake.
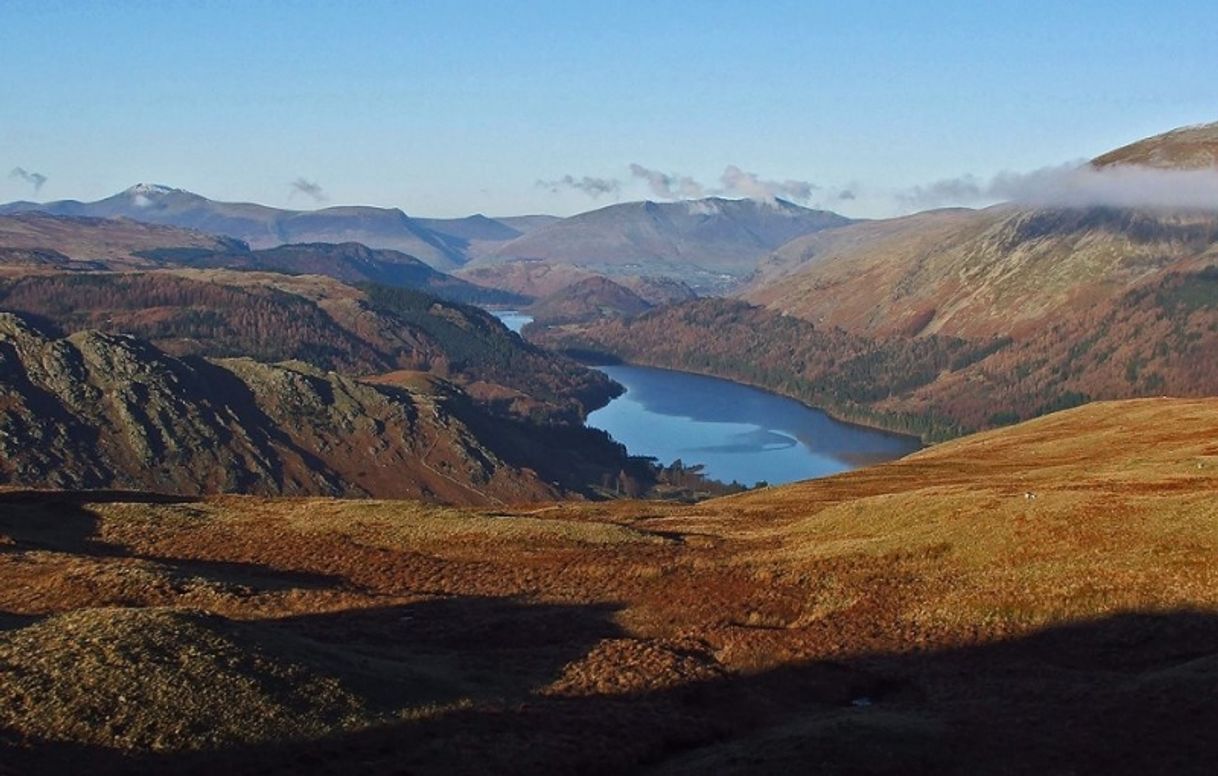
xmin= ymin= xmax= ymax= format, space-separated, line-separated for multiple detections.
xmin=587 ymin=364 xmax=921 ymax=486
xmin=488 ymin=310 xmax=920 ymax=486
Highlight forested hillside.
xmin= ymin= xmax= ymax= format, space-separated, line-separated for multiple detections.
xmin=533 ymin=276 xmax=1218 ymax=440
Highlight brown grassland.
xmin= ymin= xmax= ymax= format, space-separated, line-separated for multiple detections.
xmin=2 ymin=398 xmax=1218 ymax=773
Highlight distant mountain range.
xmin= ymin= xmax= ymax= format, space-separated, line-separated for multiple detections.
xmin=482 ymin=198 xmax=852 ymax=290
xmin=1 ymin=186 xmax=852 ymax=291
xmin=0 ymin=213 xmax=526 ymax=306
xmin=0 ymin=184 xmax=531 ymax=271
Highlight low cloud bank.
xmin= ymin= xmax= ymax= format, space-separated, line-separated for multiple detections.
xmin=540 ymin=164 xmax=831 ymax=206
xmin=902 ymin=162 xmax=1218 ymax=211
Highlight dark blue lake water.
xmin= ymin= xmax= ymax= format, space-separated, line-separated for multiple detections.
xmin=488 ymin=310 xmax=920 ymax=486
xmin=587 ymin=365 xmax=921 ymax=486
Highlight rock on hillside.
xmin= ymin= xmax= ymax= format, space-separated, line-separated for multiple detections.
xmin=0 ymin=313 xmax=563 ymax=503
xmin=0 ymin=269 xmax=618 ymax=423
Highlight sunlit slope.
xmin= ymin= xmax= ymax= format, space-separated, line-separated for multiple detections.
xmin=709 ymin=398 xmax=1218 ymax=627
xmin=3 ymin=398 xmax=1218 ymax=773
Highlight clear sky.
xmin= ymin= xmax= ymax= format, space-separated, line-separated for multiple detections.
xmin=3 ymin=0 xmax=1216 ymax=217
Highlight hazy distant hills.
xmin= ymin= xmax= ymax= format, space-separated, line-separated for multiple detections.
xmin=0 ymin=186 xmax=852 ymax=291
xmin=0 ymin=212 xmax=245 ymax=267
xmin=138 ymin=241 xmax=529 ymax=306
xmin=0 ymin=184 xmax=477 ymax=270
xmin=480 ymin=197 xmax=852 ymax=291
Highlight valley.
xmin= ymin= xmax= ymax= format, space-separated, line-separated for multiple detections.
xmin=4 ymin=103 xmax=1218 ymax=775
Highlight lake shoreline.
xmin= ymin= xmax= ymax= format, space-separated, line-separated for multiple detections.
xmin=585 ymin=363 xmax=921 ymax=486
xmin=578 ymin=357 xmax=925 ymax=450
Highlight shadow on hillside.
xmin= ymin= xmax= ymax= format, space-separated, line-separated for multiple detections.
xmin=4 ymin=606 xmax=1218 ymax=776
xmin=0 ymin=491 xmax=342 ymax=591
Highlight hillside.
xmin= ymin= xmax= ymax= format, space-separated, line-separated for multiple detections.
xmin=457 ymin=259 xmax=697 ymax=306
xmin=0 ymin=312 xmax=700 ymax=502
xmin=136 ymin=241 xmax=528 ymax=306
xmin=530 ymin=298 xmax=997 ymax=439
xmin=744 ymin=122 xmax=1218 ymax=339
xmin=0 ymin=213 xmax=246 ymax=268
xmin=482 ymin=197 xmax=852 ymax=291
xmin=1092 ymin=120 xmax=1218 ymax=169
xmin=535 ymin=276 xmax=1218 ymax=440
xmin=3 ymin=399 xmax=1218 ymax=773
xmin=0 ymin=185 xmax=483 ymax=270
xmin=527 ymin=276 xmax=654 ymax=325
xmin=0 ymin=214 xmax=525 ymax=306
xmin=0 ymin=313 xmax=554 ymax=502
xmin=0 ymin=269 xmax=616 ymax=423
xmin=456 ymin=260 xmax=602 ymax=299
xmin=745 ymin=206 xmax=1218 ymax=339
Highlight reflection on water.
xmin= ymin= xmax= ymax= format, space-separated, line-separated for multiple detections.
xmin=587 ymin=364 xmax=921 ymax=486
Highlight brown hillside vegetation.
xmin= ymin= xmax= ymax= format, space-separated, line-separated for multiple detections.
xmin=744 ymin=205 xmax=1218 ymax=339
xmin=541 ymin=266 xmax=1218 ymax=438
xmin=0 ymin=313 xmax=698 ymax=503
xmin=1092 ymin=121 xmax=1218 ymax=169
xmin=2 ymin=399 xmax=1217 ymax=773
xmin=0 ymin=213 xmax=245 ymax=267
xmin=528 ymin=276 xmax=654 ymax=325
xmin=0 ymin=268 xmax=617 ymax=422
xmin=0 ymin=313 xmax=561 ymax=503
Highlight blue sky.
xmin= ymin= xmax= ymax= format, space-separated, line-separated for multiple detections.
xmin=2 ymin=0 xmax=1216 ymax=217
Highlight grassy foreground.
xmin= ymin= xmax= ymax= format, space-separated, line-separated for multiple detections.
xmin=2 ymin=398 xmax=1218 ymax=774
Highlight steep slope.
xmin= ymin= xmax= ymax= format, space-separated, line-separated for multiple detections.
xmin=0 ymin=269 xmax=618 ymax=422
xmin=0 ymin=313 xmax=681 ymax=502
xmin=535 ymin=273 xmax=1218 ymax=439
xmin=3 ymin=399 xmax=1218 ymax=774
xmin=0 ymin=185 xmax=468 ymax=269
xmin=0 ymin=313 xmax=559 ymax=503
xmin=746 ymin=206 xmax=1218 ymax=339
xmin=744 ymin=122 xmax=1218 ymax=339
xmin=485 ymin=197 xmax=852 ymax=290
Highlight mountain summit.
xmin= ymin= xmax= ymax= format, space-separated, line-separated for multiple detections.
xmin=481 ymin=196 xmax=852 ymax=291
xmin=1092 ymin=121 xmax=1218 ymax=170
